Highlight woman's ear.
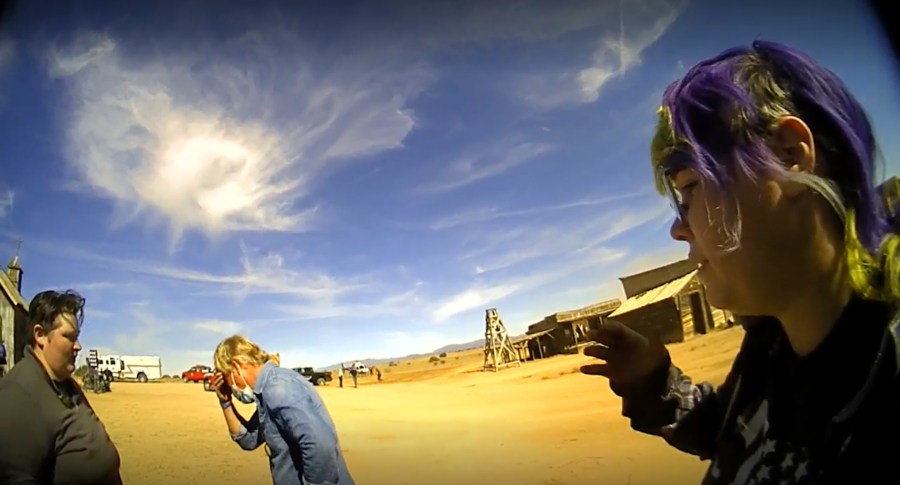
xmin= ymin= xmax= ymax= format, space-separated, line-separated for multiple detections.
xmin=772 ymin=116 xmax=817 ymax=198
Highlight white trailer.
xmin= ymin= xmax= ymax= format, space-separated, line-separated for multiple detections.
xmin=95 ymin=352 xmax=162 ymax=383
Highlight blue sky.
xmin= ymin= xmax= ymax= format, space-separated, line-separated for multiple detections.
xmin=0 ymin=0 xmax=897 ymax=373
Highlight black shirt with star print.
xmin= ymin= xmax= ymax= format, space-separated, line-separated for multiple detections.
xmin=613 ymin=295 xmax=900 ymax=484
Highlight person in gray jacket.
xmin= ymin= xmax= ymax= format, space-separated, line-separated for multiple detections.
xmin=0 ymin=289 xmax=123 ymax=484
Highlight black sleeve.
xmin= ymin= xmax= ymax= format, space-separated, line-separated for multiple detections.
xmin=611 ymin=321 xmax=774 ymax=459
xmin=610 ymin=353 xmax=738 ymax=459
xmin=0 ymin=383 xmax=54 ymax=484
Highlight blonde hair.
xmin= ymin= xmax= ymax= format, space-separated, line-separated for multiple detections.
xmin=213 ymin=334 xmax=272 ymax=374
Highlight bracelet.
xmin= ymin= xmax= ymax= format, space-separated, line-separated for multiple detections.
xmin=220 ymin=400 xmax=232 ymax=410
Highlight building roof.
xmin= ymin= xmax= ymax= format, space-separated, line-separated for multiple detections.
xmin=512 ymin=328 xmax=555 ymax=343
xmin=618 ymin=259 xmax=697 ymax=298
xmin=608 ymin=270 xmax=697 ymax=318
xmin=525 ymin=298 xmax=622 ymax=334
xmin=553 ymin=298 xmax=621 ymax=323
xmin=0 ymin=269 xmax=27 ymax=308
xmin=878 ymin=176 xmax=899 ymax=215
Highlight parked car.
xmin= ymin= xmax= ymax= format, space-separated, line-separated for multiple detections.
xmin=182 ymin=365 xmax=213 ymax=383
xmin=351 ymin=361 xmax=370 ymax=375
xmin=202 ymin=371 xmax=217 ymax=392
xmin=293 ymin=367 xmax=333 ymax=386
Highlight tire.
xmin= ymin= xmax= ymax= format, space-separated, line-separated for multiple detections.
xmin=137 ymin=372 xmax=148 ymax=383
xmin=182 ymin=376 xmax=189 ymax=383
xmin=316 ymin=377 xmax=326 ymax=386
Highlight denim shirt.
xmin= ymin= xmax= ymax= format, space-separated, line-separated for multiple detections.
xmin=231 ymin=361 xmax=355 ymax=485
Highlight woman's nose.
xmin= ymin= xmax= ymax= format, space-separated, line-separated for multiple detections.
xmin=670 ymin=216 xmax=692 ymax=242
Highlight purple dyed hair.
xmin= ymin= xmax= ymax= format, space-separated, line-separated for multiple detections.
xmin=651 ymin=40 xmax=898 ymax=301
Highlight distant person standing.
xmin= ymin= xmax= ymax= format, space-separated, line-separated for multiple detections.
xmin=338 ymin=366 xmax=344 ymax=388
xmin=349 ymin=366 xmax=358 ymax=388
xmin=211 ymin=334 xmax=355 ymax=485
xmin=0 ymin=341 xmax=7 ymax=377
xmin=0 ymin=290 xmax=122 ymax=484
xmin=375 ymin=367 xmax=382 ymax=382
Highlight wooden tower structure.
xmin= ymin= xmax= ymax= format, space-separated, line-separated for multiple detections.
xmin=482 ymin=308 xmax=520 ymax=372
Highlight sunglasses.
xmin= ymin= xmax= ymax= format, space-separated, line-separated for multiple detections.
xmin=658 ymin=164 xmax=688 ymax=222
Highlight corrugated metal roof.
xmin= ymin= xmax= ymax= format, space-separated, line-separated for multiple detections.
xmin=608 ymin=270 xmax=697 ymax=318
xmin=619 ymin=259 xmax=696 ymax=298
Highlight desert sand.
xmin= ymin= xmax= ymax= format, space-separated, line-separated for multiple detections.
xmin=87 ymin=325 xmax=745 ymax=485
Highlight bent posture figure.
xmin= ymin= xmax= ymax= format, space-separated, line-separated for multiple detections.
xmin=582 ymin=40 xmax=900 ymax=484
xmin=212 ymin=334 xmax=355 ymax=485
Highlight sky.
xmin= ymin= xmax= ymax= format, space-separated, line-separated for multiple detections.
xmin=0 ymin=0 xmax=897 ymax=374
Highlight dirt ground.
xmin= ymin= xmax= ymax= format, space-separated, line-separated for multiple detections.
xmin=88 ymin=326 xmax=745 ymax=485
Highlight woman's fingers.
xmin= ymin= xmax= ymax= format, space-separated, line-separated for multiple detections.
xmin=580 ymin=363 xmax=611 ymax=377
xmin=583 ymin=344 xmax=610 ymax=361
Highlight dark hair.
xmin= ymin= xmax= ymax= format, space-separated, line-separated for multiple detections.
xmin=28 ymin=290 xmax=86 ymax=344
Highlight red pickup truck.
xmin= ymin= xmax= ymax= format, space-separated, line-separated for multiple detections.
xmin=181 ymin=365 xmax=213 ymax=383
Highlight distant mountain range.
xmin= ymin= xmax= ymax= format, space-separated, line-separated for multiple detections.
xmin=317 ymin=335 xmax=524 ymax=371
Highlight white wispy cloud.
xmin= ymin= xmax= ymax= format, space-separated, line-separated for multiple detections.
xmin=430 ymin=245 xmax=628 ymax=323
xmin=86 ymin=309 xmax=114 ymax=320
xmin=26 ymin=237 xmax=425 ymax=325
xmin=431 ymin=283 xmax=522 ymax=322
xmin=82 ymin=302 xmax=249 ymax=373
xmin=514 ymin=0 xmax=686 ymax=110
xmin=429 ymin=190 xmax=649 ymax=230
xmin=425 ymin=200 xmax=671 ymax=323
xmin=0 ymin=190 xmax=13 ymax=218
xmin=273 ymin=282 xmax=425 ymax=321
xmin=110 ymin=301 xmax=173 ymax=356
xmin=460 ymin=202 xmax=669 ymax=274
xmin=45 ymin=29 xmax=431 ymax=247
xmin=414 ymin=135 xmax=555 ymax=195
xmin=368 ymin=0 xmax=619 ymax=47
xmin=622 ymin=242 xmax=688 ymax=275
xmin=88 ymin=243 xmax=367 ymax=304
xmin=0 ymin=37 xmax=14 ymax=69
xmin=0 ymin=36 xmax=16 ymax=105
xmin=192 ymin=319 xmax=243 ymax=336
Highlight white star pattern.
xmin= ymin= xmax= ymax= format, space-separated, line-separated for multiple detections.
xmin=794 ymin=461 xmax=808 ymax=481
xmin=781 ymin=451 xmax=794 ymax=470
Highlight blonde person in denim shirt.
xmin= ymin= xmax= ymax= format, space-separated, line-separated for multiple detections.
xmin=211 ymin=334 xmax=356 ymax=485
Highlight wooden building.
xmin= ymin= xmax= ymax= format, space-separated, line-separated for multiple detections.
xmin=607 ymin=259 xmax=731 ymax=344
xmin=0 ymin=250 xmax=29 ymax=373
xmin=513 ymin=298 xmax=621 ymax=360
xmin=878 ymin=176 xmax=899 ymax=231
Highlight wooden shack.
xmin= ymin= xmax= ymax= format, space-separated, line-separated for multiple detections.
xmin=608 ymin=259 xmax=730 ymax=344
xmin=878 ymin=175 xmax=899 ymax=230
xmin=513 ymin=298 xmax=621 ymax=360
xmin=0 ymin=250 xmax=29 ymax=373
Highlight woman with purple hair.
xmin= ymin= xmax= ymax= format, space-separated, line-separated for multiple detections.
xmin=581 ymin=40 xmax=899 ymax=483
